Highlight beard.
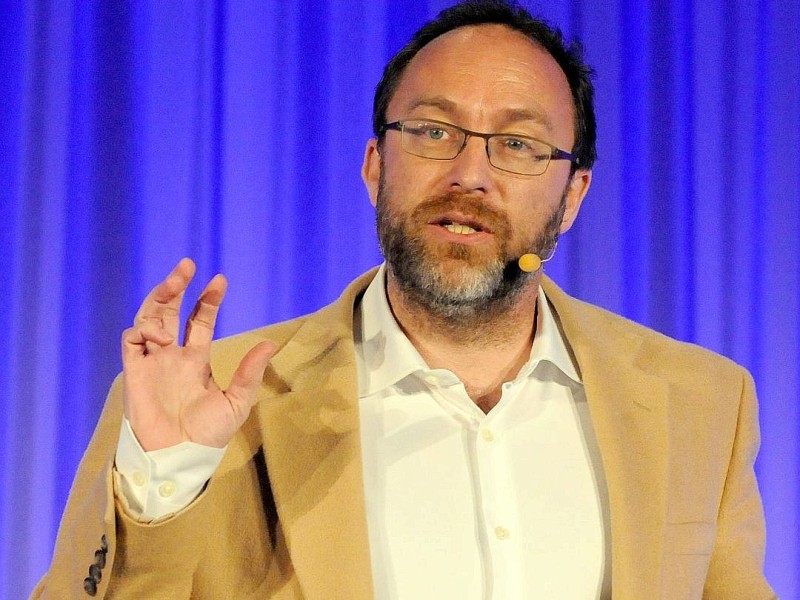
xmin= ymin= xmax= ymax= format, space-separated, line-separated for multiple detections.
xmin=376 ymin=174 xmax=567 ymax=324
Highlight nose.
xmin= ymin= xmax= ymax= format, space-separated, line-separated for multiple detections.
xmin=445 ymin=135 xmax=495 ymax=194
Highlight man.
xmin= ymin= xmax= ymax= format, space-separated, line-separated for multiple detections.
xmin=34 ymin=1 xmax=775 ymax=598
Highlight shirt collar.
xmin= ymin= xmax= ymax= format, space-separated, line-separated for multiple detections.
xmin=355 ymin=264 xmax=428 ymax=396
xmin=354 ymin=264 xmax=581 ymax=396
xmin=524 ymin=282 xmax=581 ymax=384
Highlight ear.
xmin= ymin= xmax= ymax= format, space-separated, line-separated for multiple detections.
xmin=559 ymin=168 xmax=591 ymax=233
xmin=361 ymin=138 xmax=382 ymax=208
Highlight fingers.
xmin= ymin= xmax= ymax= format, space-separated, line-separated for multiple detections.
xmin=183 ymin=273 xmax=228 ymax=348
xmin=134 ymin=258 xmax=197 ymax=340
xmin=121 ymin=321 xmax=176 ymax=363
xmin=126 ymin=260 xmax=230 ymax=367
xmin=225 ymin=340 xmax=278 ymax=413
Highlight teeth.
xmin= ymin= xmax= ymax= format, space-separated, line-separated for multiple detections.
xmin=443 ymin=223 xmax=477 ymax=235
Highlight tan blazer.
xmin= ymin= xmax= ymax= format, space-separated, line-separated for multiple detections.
xmin=32 ymin=269 xmax=776 ymax=599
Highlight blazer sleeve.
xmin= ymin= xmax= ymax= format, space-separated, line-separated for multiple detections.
xmin=30 ymin=374 xmax=124 ymax=599
xmin=703 ymin=369 xmax=777 ymax=599
xmin=29 ymin=376 xmax=221 ymax=599
xmin=31 ymin=374 xmax=300 ymax=599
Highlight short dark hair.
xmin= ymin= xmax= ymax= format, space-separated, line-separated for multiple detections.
xmin=372 ymin=0 xmax=597 ymax=171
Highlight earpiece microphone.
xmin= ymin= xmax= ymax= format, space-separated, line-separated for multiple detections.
xmin=517 ymin=241 xmax=558 ymax=273
xmin=517 ymin=253 xmax=542 ymax=273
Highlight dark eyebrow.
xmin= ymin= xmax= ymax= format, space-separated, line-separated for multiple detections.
xmin=405 ymin=96 xmax=553 ymax=132
xmin=406 ymin=96 xmax=459 ymax=114
xmin=497 ymin=107 xmax=554 ymax=133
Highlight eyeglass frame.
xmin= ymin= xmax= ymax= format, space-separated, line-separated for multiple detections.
xmin=378 ymin=118 xmax=577 ymax=176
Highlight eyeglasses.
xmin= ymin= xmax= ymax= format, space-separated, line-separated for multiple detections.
xmin=379 ymin=118 xmax=576 ymax=176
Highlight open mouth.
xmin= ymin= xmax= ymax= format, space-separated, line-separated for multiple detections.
xmin=433 ymin=215 xmax=492 ymax=236
xmin=442 ymin=221 xmax=478 ymax=235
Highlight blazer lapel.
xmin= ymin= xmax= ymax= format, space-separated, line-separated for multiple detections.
xmin=543 ymin=278 xmax=670 ymax=598
xmin=255 ymin=273 xmax=376 ymax=600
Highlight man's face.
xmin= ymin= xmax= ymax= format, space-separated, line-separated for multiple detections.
xmin=362 ymin=24 xmax=591 ymax=314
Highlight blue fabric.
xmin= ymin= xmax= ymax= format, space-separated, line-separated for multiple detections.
xmin=1 ymin=0 xmax=797 ymax=597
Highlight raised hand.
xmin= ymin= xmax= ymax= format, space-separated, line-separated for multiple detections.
xmin=121 ymin=258 xmax=276 ymax=451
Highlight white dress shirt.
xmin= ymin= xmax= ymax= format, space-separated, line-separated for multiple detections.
xmin=355 ymin=266 xmax=611 ymax=599
xmin=115 ymin=265 xmax=611 ymax=597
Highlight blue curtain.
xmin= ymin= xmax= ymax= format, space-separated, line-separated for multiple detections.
xmin=1 ymin=0 xmax=798 ymax=597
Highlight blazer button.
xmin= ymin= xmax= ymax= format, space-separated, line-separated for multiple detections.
xmin=83 ymin=576 xmax=97 ymax=596
xmin=100 ymin=534 xmax=108 ymax=553
xmin=89 ymin=563 xmax=102 ymax=581
xmin=94 ymin=549 xmax=107 ymax=569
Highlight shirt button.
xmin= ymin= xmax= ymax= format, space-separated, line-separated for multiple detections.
xmin=158 ymin=481 xmax=176 ymax=498
xmin=424 ymin=375 xmax=438 ymax=385
xmin=481 ymin=428 xmax=495 ymax=442
xmin=494 ymin=526 xmax=510 ymax=540
xmin=132 ymin=471 xmax=146 ymax=487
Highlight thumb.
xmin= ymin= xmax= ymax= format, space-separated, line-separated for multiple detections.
xmin=224 ymin=340 xmax=278 ymax=414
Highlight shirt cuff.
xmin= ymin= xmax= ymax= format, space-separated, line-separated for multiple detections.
xmin=114 ymin=417 xmax=227 ymax=522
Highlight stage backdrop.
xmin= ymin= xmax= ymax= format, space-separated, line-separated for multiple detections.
xmin=1 ymin=0 xmax=798 ymax=597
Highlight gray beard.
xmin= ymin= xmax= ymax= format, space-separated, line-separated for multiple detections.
xmin=376 ymin=178 xmax=566 ymax=326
